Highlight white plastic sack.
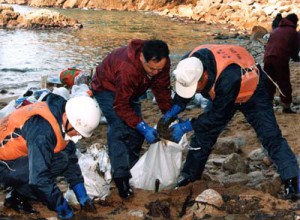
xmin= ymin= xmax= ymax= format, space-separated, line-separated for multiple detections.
xmin=65 ymin=144 xmax=111 ymax=204
xmin=89 ymin=143 xmax=112 ymax=184
xmin=52 ymin=87 xmax=70 ymax=100
xmin=70 ymin=84 xmax=90 ymax=98
xmin=130 ymin=135 xmax=188 ymax=191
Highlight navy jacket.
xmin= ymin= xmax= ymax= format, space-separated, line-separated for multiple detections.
xmin=173 ymin=49 xmax=242 ymax=147
xmin=21 ymin=94 xmax=84 ymax=210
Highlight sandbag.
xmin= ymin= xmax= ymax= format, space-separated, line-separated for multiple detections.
xmin=130 ymin=136 xmax=188 ymax=191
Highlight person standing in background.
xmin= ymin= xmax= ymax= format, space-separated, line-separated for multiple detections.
xmin=91 ymin=39 xmax=172 ymax=199
xmin=272 ymin=13 xmax=282 ymax=30
xmin=264 ymin=13 xmax=300 ymax=113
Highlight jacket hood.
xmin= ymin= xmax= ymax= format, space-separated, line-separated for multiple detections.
xmin=127 ymin=39 xmax=144 ymax=61
xmin=45 ymin=93 xmax=67 ymax=125
xmin=279 ymin=18 xmax=297 ymax=28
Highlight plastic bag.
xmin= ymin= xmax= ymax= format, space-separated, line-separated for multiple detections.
xmin=130 ymin=136 xmax=188 ymax=191
xmin=70 ymin=84 xmax=91 ymax=98
xmin=0 ymin=100 xmax=16 ymax=119
xmin=52 ymin=87 xmax=70 ymax=100
xmin=65 ymin=145 xmax=111 ymax=204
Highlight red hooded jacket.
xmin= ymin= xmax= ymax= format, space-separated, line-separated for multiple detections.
xmin=91 ymin=39 xmax=172 ymax=128
xmin=264 ymin=18 xmax=299 ymax=63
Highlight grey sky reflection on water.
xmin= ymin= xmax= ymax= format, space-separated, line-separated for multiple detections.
xmin=0 ymin=6 xmax=228 ymax=96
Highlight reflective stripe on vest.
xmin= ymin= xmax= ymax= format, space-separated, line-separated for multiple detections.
xmin=0 ymin=102 xmax=67 ymax=160
xmin=189 ymin=44 xmax=259 ymax=103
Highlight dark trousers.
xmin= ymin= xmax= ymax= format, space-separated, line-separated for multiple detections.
xmin=0 ymin=152 xmax=68 ymax=199
xmin=264 ymin=56 xmax=292 ymax=105
xmin=182 ymin=67 xmax=299 ymax=182
xmin=93 ymin=90 xmax=144 ymax=179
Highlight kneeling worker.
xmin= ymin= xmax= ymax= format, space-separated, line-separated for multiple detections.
xmin=0 ymin=94 xmax=101 ymax=218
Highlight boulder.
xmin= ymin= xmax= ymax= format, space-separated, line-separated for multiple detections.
xmin=0 ymin=6 xmax=83 ymax=29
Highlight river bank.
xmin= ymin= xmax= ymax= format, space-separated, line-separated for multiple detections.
xmin=1 ymin=2 xmax=300 ymax=219
xmin=1 ymin=0 xmax=300 ymax=32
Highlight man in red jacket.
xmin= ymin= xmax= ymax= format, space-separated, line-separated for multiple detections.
xmin=91 ymin=39 xmax=172 ymax=199
xmin=264 ymin=13 xmax=300 ymax=113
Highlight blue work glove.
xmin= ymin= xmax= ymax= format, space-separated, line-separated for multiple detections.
xmin=169 ymin=119 xmax=193 ymax=143
xmin=157 ymin=105 xmax=183 ymax=139
xmin=136 ymin=121 xmax=159 ymax=144
xmin=72 ymin=183 xmax=96 ymax=212
xmin=162 ymin=105 xmax=183 ymax=122
xmin=56 ymin=199 xmax=73 ymax=220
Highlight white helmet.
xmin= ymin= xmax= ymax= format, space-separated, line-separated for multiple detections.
xmin=65 ymin=96 xmax=101 ymax=137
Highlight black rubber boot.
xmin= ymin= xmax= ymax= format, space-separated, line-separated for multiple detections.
xmin=4 ymin=190 xmax=38 ymax=213
xmin=114 ymin=177 xmax=134 ymax=199
xmin=284 ymin=176 xmax=300 ymax=201
xmin=176 ymin=175 xmax=192 ymax=188
xmin=282 ymin=107 xmax=297 ymax=114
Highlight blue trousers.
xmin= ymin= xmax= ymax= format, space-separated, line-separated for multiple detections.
xmin=182 ymin=67 xmax=299 ymax=182
xmin=93 ymin=90 xmax=144 ymax=179
xmin=0 ymin=152 xmax=69 ymax=200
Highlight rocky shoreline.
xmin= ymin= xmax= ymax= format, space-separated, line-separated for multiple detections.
xmin=0 ymin=5 xmax=82 ymax=28
xmin=1 ymin=0 xmax=300 ymax=32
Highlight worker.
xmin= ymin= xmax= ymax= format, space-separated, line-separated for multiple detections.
xmin=91 ymin=39 xmax=172 ymax=199
xmin=0 ymin=94 xmax=101 ymax=218
xmin=159 ymin=44 xmax=300 ymax=200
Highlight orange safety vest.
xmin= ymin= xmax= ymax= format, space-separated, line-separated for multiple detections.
xmin=189 ymin=44 xmax=259 ymax=103
xmin=0 ymin=102 xmax=67 ymax=160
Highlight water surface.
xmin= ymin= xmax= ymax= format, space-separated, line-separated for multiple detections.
xmin=0 ymin=5 xmax=234 ymax=98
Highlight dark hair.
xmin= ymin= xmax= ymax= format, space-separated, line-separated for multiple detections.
xmin=142 ymin=40 xmax=169 ymax=62
xmin=286 ymin=13 xmax=299 ymax=25
xmin=272 ymin=13 xmax=282 ymax=29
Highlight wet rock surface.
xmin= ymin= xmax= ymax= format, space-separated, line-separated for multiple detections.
xmin=0 ymin=5 xmax=82 ymax=29
xmin=1 ymin=0 xmax=300 ymax=32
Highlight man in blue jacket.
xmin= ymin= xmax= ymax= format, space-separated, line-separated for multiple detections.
xmin=0 ymin=94 xmax=101 ymax=219
xmin=159 ymin=44 xmax=300 ymax=201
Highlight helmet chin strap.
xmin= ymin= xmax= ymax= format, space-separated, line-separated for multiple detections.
xmin=64 ymin=119 xmax=75 ymax=134
xmin=62 ymin=119 xmax=82 ymax=143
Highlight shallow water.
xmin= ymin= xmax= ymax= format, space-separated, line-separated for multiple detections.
xmin=0 ymin=4 xmax=235 ymax=98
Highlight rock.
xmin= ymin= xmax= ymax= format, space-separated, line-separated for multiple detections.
xmin=195 ymin=188 xmax=224 ymax=208
xmin=184 ymin=189 xmax=226 ymax=219
xmin=17 ymin=9 xmax=82 ymax=29
xmin=256 ymin=175 xmax=281 ymax=196
xmin=223 ymin=153 xmax=248 ymax=174
xmin=0 ymin=89 xmax=8 ymax=94
xmin=246 ymin=171 xmax=265 ymax=186
xmin=212 ymin=137 xmax=243 ymax=155
xmin=262 ymin=156 xmax=273 ymax=166
xmin=220 ymin=172 xmax=250 ymax=187
xmin=0 ymin=6 xmax=82 ymax=29
xmin=248 ymin=148 xmax=265 ymax=161
xmin=2 ymin=0 xmax=300 ymax=32
xmin=250 ymin=25 xmax=268 ymax=41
